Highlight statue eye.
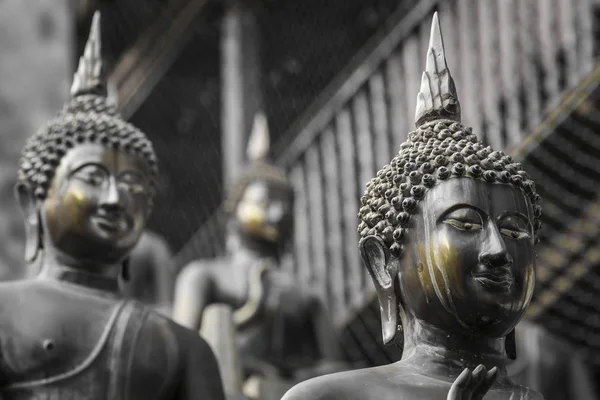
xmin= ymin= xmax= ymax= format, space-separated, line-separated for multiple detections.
xmin=442 ymin=208 xmax=483 ymax=231
xmin=499 ymin=229 xmax=531 ymax=240
xmin=73 ymin=165 xmax=107 ymax=186
xmin=118 ymin=171 xmax=147 ymax=194
xmin=444 ymin=218 xmax=483 ymax=231
xmin=498 ymin=215 xmax=531 ymax=240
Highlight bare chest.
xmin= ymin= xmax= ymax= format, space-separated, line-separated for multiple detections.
xmin=0 ymin=288 xmax=120 ymax=384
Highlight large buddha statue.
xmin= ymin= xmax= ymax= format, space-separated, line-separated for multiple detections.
xmin=283 ymin=13 xmax=543 ymax=400
xmin=0 ymin=13 xmax=225 ymax=399
xmin=172 ymin=113 xmax=344 ymax=399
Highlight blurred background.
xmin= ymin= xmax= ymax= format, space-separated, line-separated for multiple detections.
xmin=1 ymin=0 xmax=600 ymax=398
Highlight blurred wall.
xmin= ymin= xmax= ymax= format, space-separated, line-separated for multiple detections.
xmin=0 ymin=0 xmax=72 ymax=279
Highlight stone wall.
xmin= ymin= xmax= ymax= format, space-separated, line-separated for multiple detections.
xmin=0 ymin=0 xmax=71 ymax=279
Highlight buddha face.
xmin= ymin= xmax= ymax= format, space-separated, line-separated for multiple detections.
xmin=400 ymin=177 xmax=535 ymax=337
xmin=235 ymin=179 xmax=293 ymax=243
xmin=42 ymin=143 xmax=151 ymax=264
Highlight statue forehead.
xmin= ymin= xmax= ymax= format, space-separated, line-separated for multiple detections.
xmin=57 ymin=143 xmax=150 ymax=176
xmin=421 ymin=178 xmax=531 ymax=219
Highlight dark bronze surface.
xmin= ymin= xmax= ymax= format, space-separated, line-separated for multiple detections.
xmin=1 ymin=12 xmax=225 ymax=400
xmin=283 ymin=13 xmax=543 ymax=400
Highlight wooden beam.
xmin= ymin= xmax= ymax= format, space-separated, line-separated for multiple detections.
xmin=109 ymin=0 xmax=209 ymax=119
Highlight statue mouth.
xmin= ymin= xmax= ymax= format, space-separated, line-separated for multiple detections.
xmin=91 ymin=213 xmax=130 ymax=234
xmin=471 ymin=270 xmax=513 ymax=293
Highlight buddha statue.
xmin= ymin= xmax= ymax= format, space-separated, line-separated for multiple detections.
xmin=0 ymin=13 xmax=225 ymax=399
xmin=172 ymin=113 xmax=345 ymax=399
xmin=283 ymin=13 xmax=543 ymax=400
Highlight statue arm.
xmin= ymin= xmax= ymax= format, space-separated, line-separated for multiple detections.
xmin=152 ymin=238 xmax=174 ymax=307
xmin=176 ymin=328 xmax=226 ymax=400
xmin=172 ymin=262 xmax=213 ymax=330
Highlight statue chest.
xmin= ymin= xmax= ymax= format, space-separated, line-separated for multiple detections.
xmin=0 ymin=284 xmax=121 ymax=387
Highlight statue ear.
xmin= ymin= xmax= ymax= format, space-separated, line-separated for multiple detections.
xmin=505 ymin=328 xmax=517 ymax=360
xmin=15 ymin=182 xmax=42 ymax=263
xmin=360 ymin=235 xmax=398 ymax=345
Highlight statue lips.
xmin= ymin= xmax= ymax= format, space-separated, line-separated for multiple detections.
xmin=471 ymin=267 xmax=514 ymax=293
xmin=90 ymin=209 xmax=131 ymax=236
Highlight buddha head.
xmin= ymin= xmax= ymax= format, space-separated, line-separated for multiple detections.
xmin=358 ymin=13 xmax=541 ymax=356
xmin=16 ymin=12 xmax=158 ymax=268
xmin=223 ymin=113 xmax=294 ymax=248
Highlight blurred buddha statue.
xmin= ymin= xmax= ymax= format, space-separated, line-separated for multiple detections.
xmin=122 ymin=229 xmax=175 ymax=315
xmin=283 ymin=13 xmax=544 ymax=400
xmin=173 ymin=113 xmax=345 ymax=400
xmin=0 ymin=13 xmax=225 ymax=399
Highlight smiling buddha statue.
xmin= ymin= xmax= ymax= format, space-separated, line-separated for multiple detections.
xmin=283 ymin=13 xmax=544 ymax=400
xmin=0 ymin=12 xmax=225 ymax=399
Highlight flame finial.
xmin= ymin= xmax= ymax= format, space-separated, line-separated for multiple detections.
xmin=70 ymin=11 xmax=107 ymax=98
xmin=246 ymin=112 xmax=270 ymax=162
xmin=414 ymin=12 xmax=461 ymax=127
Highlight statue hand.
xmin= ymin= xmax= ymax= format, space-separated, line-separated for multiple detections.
xmin=447 ymin=365 xmax=498 ymax=400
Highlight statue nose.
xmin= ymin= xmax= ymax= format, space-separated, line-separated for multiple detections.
xmin=479 ymin=251 xmax=513 ymax=269
xmin=479 ymin=225 xmax=513 ymax=268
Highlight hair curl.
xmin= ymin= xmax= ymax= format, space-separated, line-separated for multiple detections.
xmin=357 ymin=120 xmax=542 ymax=257
xmin=17 ymin=95 xmax=158 ymax=202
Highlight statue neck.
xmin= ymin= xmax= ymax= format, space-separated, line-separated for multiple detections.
xmin=38 ymin=245 xmax=122 ymax=295
xmin=399 ymin=318 xmax=509 ymax=382
xmin=225 ymin=229 xmax=282 ymax=262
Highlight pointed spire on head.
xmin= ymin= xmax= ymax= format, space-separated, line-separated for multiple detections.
xmin=70 ymin=11 xmax=107 ymax=98
xmin=246 ymin=112 xmax=271 ymax=162
xmin=414 ymin=12 xmax=461 ymax=128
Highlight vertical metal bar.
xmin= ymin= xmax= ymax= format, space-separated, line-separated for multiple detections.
xmin=322 ymin=127 xmax=346 ymax=322
xmin=498 ymin=0 xmax=523 ymax=147
xmin=402 ymin=34 xmax=421 ymax=131
xmin=221 ymin=2 xmax=263 ymax=188
xmin=337 ymin=107 xmax=362 ymax=309
xmin=439 ymin=1 xmax=459 ymax=90
xmin=305 ymin=144 xmax=328 ymax=301
xmin=478 ymin=0 xmax=502 ymax=148
xmin=353 ymin=90 xmax=376 ymax=191
xmin=517 ymin=0 xmax=542 ymax=132
xmin=384 ymin=52 xmax=407 ymax=153
xmin=538 ymin=0 xmax=560 ymax=109
xmin=557 ymin=0 xmax=579 ymax=89
xmin=289 ymin=165 xmax=312 ymax=287
xmin=353 ymin=91 xmax=375 ymax=293
xmin=457 ymin=0 xmax=484 ymax=139
xmin=369 ymin=71 xmax=391 ymax=166
xmin=577 ymin=0 xmax=594 ymax=76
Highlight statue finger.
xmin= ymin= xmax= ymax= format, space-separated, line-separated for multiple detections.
xmin=447 ymin=368 xmax=472 ymax=400
xmin=464 ymin=365 xmax=487 ymax=398
xmin=473 ymin=366 xmax=498 ymax=400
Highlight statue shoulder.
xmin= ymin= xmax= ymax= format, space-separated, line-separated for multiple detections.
xmin=282 ymin=370 xmax=376 ymax=400
xmin=176 ymin=259 xmax=219 ymax=285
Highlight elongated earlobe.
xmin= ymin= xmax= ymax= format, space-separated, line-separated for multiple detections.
xmin=121 ymin=258 xmax=130 ymax=282
xmin=15 ymin=183 xmax=42 ymax=263
xmin=505 ymin=328 xmax=517 ymax=360
xmin=360 ymin=235 xmax=400 ymax=344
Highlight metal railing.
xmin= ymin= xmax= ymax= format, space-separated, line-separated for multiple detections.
xmin=274 ymin=0 xmax=597 ymax=326
xmin=176 ymin=0 xmax=598 ymax=327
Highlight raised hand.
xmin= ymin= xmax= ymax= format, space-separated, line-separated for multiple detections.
xmin=447 ymin=365 xmax=498 ymax=400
